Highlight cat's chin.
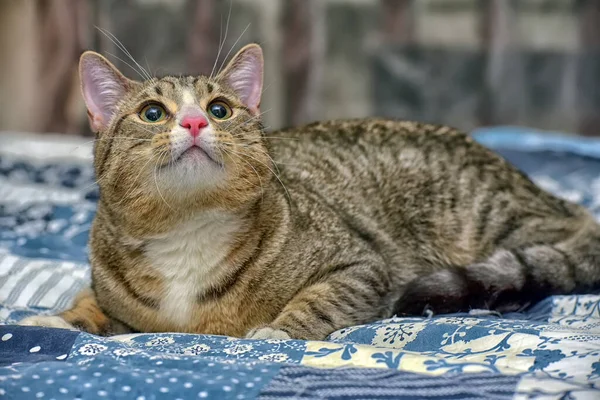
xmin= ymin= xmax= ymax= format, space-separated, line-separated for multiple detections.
xmin=155 ymin=148 xmax=227 ymax=191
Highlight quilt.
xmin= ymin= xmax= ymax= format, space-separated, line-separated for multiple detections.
xmin=0 ymin=128 xmax=599 ymax=399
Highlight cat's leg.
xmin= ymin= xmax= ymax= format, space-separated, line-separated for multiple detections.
xmin=246 ymin=262 xmax=391 ymax=341
xmin=394 ymin=219 xmax=600 ymax=316
xmin=18 ymin=288 xmax=129 ymax=335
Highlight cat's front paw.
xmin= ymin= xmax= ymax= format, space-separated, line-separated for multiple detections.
xmin=245 ymin=326 xmax=291 ymax=340
xmin=18 ymin=315 xmax=76 ymax=330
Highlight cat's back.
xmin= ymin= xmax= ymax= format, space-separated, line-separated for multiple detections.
xmin=268 ymin=118 xmax=581 ymax=265
xmin=269 ymin=117 xmax=566 ymax=206
xmin=270 ymin=118 xmax=482 ymax=172
xmin=269 ymin=118 xmax=498 ymax=201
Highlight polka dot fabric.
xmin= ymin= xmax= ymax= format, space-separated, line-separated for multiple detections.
xmin=0 ymin=326 xmax=78 ymax=367
xmin=1 ymin=354 xmax=277 ymax=399
xmin=0 ymin=328 xmax=281 ymax=399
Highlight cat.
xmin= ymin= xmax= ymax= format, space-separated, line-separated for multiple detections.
xmin=19 ymin=43 xmax=600 ymax=340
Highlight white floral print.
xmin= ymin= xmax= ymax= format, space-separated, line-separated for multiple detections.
xmin=264 ymin=339 xmax=286 ymax=344
xmin=113 ymin=348 xmax=142 ymax=357
xmin=224 ymin=344 xmax=253 ymax=355
xmin=258 ymin=353 xmax=289 ymax=362
xmin=145 ymin=336 xmax=175 ymax=347
xmin=78 ymin=343 xmax=107 ymax=356
xmin=183 ymin=344 xmax=211 ymax=355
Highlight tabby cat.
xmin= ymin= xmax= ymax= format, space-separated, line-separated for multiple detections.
xmin=19 ymin=44 xmax=600 ymax=340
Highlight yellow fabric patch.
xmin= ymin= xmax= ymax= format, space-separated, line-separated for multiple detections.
xmin=300 ymin=331 xmax=541 ymax=376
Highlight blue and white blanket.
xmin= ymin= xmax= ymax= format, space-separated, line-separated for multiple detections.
xmin=0 ymin=128 xmax=599 ymax=399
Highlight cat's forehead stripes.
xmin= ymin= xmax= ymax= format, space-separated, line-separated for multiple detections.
xmin=136 ymin=76 xmax=221 ymax=108
xmin=160 ymin=77 xmax=178 ymax=89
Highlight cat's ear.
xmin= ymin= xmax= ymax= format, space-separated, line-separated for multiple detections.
xmin=79 ymin=51 xmax=133 ymax=132
xmin=217 ymin=44 xmax=263 ymax=115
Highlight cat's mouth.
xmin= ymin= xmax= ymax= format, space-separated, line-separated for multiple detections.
xmin=153 ymin=142 xmax=227 ymax=190
xmin=173 ymin=145 xmax=221 ymax=167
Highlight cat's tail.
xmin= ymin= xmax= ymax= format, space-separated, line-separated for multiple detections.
xmin=394 ymin=216 xmax=600 ymax=316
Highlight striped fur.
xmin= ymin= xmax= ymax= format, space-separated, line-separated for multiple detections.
xmin=394 ymin=220 xmax=600 ymax=316
xmin=19 ymin=44 xmax=600 ymax=340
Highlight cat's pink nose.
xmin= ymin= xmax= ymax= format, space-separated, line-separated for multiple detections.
xmin=180 ymin=116 xmax=208 ymax=137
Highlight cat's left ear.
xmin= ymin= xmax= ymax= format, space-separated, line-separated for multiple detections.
xmin=217 ymin=44 xmax=263 ymax=115
xmin=79 ymin=51 xmax=134 ymax=133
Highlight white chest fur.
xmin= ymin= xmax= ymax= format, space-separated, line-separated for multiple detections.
xmin=144 ymin=211 xmax=242 ymax=327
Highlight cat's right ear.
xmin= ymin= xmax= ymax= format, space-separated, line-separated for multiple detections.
xmin=217 ymin=44 xmax=263 ymax=115
xmin=79 ymin=51 xmax=133 ymax=133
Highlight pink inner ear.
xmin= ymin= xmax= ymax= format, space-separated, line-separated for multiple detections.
xmin=80 ymin=56 xmax=129 ymax=130
xmin=223 ymin=49 xmax=263 ymax=114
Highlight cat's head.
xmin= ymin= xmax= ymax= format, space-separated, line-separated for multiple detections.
xmin=79 ymin=44 xmax=271 ymax=223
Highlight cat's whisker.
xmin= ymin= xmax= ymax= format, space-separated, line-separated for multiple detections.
xmin=103 ymin=27 xmax=153 ymax=81
xmin=96 ymin=27 xmax=153 ymax=81
xmin=219 ymin=146 xmax=265 ymax=202
xmin=144 ymin=56 xmax=153 ymax=80
xmin=118 ymin=153 xmax=159 ymax=206
xmin=112 ymin=144 xmax=151 ymax=194
xmin=262 ymin=137 xmax=300 ymax=141
xmin=223 ymin=146 xmax=290 ymax=203
xmin=153 ymin=151 xmax=175 ymax=211
xmin=105 ymin=52 xmax=149 ymax=82
xmin=261 ymin=80 xmax=274 ymax=96
xmin=133 ymin=124 xmax=164 ymax=137
xmin=79 ymin=147 xmax=150 ymax=198
xmin=99 ymin=136 xmax=154 ymax=189
xmin=214 ymin=143 xmax=231 ymax=172
xmin=225 ymin=133 xmax=295 ymax=170
xmin=244 ymin=108 xmax=273 ymax=122
xmin=216 ymin=145 xmax=240 ymax=176
xmin=242 ymin=112 xmax=272 ymax=129
xmin=78 ymin=143 xmax=147 ymax=195
xmin=251 ymin=108 xmax=273 ymax=121
xmin=70 ymin=137 xmax=152 ymax=157
xmin=243 ymin=145 xmax=300 ymax=167
xmin=225 ymin=109 xmax=272 ymax=132
xmin=104 ymin=136 xmax=152 ymax=141
xmin=71 ymin=136 xmax=152 ymax=150
xmin=238 ymin=146 xmax=300 ymax=166
xmin=233 ymin=137 xmax=282 ymax=175
xmin=77 ymin=171 xmax=109 ymax=195
xmin=216 ymin=23 xmax=251 ymax=77
xmin=249 ymin=145 xmax=282 ymax=175
xmin=210 ymin=0 xmax=232 ymax=79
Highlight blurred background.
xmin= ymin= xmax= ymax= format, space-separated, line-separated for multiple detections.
xmin=0 ymin=0 xmax=599 ymax=136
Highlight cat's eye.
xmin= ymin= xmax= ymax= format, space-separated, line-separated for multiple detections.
xmin=139 ymin=103 xmax=168 ymax=123
xmin=208 ymin=101 xmax=232 ymax=120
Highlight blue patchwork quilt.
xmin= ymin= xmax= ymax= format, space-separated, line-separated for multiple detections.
xmin=0 ymin=128 xmax=599 ymax=399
